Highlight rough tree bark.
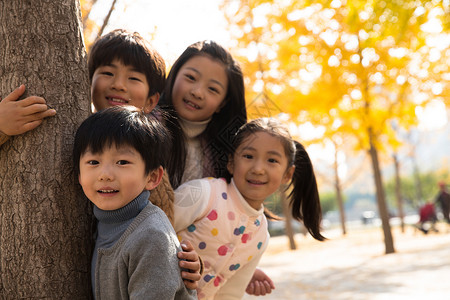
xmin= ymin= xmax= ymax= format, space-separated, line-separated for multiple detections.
xmin=0 ymin=1 xmax=93 ymax=298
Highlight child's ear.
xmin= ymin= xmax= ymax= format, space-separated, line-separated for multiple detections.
xmin=282 ymin=165 xmax=295 ymax=184
xmin=226 ymin=156 xmax=234 ymax=175
xmin=145 ymin=166 xmax=164 ymax=190
xmin=143 ymin=92 xmax=160 ymax=114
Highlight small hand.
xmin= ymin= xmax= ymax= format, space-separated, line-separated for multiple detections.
xmin=178 ymin=240 xmax=202 ymax=290
xmin=246 ymin=268 xmax=275 ymax=296
xmin=0 ymin=85 xmax=56 ymax=136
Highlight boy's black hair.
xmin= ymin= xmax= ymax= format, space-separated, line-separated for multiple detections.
xmin=159 ymin=40 xmax=247 ymax=188
xmin=88 ymin=29 xmax=166 ymax=97
xmin=73 ymin=106 xmax=171 ymax=176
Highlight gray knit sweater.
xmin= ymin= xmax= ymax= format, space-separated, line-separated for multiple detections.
xmin=92 ymin=190 xmax=197 ymax=299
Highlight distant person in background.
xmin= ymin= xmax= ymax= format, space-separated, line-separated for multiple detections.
xmin=435 ymin=181 xmax=450 ymax=223
xmin=417 ymin=202 xmax=438 ymax=234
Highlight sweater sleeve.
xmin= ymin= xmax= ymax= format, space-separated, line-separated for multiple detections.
xmin=173 ymin=179 xmax=211 ymax=232
xmin=214 ymin=238 xmax=268 ymax=300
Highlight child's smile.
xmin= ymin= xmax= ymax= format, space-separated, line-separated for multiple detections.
xmin=246 ymin=179 xmax=267 ymax=185
xmin=106 ymin=95 xmax=130 ymax=105
xmin=182 ymin=99 xmax=201 ymax=110
xmin=97 ymin=188 xmax=119 ymax=195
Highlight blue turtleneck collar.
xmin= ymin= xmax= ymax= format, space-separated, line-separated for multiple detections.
xmin=94 ymin=190 xmax=150 ymax=224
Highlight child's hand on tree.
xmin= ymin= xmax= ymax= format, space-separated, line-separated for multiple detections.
xmin=0 ymin=84 xmax=56 ymax=136
xmin=178 ymin=240 xmax=202 ymax=290
xmin=246 ymin=268 xmax=275 ymax=296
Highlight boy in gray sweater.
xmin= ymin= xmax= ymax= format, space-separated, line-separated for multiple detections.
xmin=73 ymin=106 xmax=197 ymax=299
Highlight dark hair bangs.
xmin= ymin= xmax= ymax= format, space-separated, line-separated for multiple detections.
xmin=73 ymin=107 xmax=171 ymax=176
xmin=88 ymin=29 xmax=166 ymax=96
xmin=89 ymin=41 xmax=147 ymax=78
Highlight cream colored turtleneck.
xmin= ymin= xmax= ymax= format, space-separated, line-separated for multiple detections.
xmin=178 ymin=117 xmax=211 ymax=184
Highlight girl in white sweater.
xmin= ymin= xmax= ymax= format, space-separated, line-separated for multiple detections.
xmin=173 ymin=118 xmax=326 ymax=299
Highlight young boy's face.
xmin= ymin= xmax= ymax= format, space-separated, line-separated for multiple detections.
xmin=91 ymin=59 xmax=159 ymax=114
xmin=78 ymin=143 xmax=160 ymax=210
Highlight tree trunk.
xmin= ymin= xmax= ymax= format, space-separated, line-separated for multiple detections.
xmin=393 ymin=153 xmax=405 ymax=233
xmin=0 ymin=1 xmax=93 ymax=298
xmin=334 ymin=147 xmax=347 ymax=235
xmin=281 ymin=190 xmax=296 ymax=250
xmin=368 ymin=133 xmax=395 ymax=254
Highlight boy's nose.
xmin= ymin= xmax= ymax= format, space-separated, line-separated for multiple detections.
xmin=111 ymin=76 xmax=127 ymax=91
xmin=98 ymin=166 xmax=114 ymax=181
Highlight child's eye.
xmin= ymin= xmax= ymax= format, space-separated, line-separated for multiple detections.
xmin=129 ymin=77 xmax=142 ymax=82
xmin=185 ymin=74 xmax=195 ymax=81
xmin=101 ymin=71 xmax=114 ymax=76
xmin=117 ymin=160 xmax=130 ymax=165
xmin=209 ymin=87 xmax=220 ymax=94
xmin=87 ymin=160 xmax=99 ymax=165
xmin=268 ymin=158 xmax=279 ymax=164
xmin=243 ymin=154 xmax=253 ymax=159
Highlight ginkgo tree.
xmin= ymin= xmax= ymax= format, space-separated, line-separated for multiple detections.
xmin=223 ymin=0 xmax=449 ymax=254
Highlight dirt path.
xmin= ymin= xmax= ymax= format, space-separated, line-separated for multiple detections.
xmin=243 ymin=223 xmax=450 ymax=300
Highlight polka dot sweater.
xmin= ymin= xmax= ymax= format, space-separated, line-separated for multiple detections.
xmin=174 ymin=178 xmax=269 ymax=300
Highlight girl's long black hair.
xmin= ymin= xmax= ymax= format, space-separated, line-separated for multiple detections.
xmin=289 ymin=140 xmax=325 ymax=241
xmin=159 ymin=40 xmax=246 ymax=188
